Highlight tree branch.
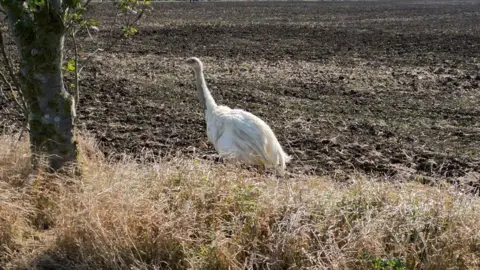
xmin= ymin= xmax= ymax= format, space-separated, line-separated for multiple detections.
xmin=0 ymin=73 xmax=12 ymax=106
xmin=0 ymin=24 xmax=28 ymax=117
xmin=78 ymin=4 xmax=147 ymax=74
xmin=71 ymin=27 xmax=80 ymax=112
xmin=82 ymin=0 xmax=93 ymax=9
xmin=0 ymin=70 xmax=30 ymax=139
xmin=50 ymin=0 xmax=63 ymax=10
xmin=109 ymin=7 xmax=121 ymax=38
xmin=64 ymin=0 xmax=93 ymax=33
xmin=0 ymin=70 xmax=22 ymax=111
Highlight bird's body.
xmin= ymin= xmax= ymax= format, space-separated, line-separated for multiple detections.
xmin=186 ymin=57 xmax=291 ymax=176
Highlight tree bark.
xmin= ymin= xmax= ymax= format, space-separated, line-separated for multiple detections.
xmin=5 ymin=1 xmax=77 ymax=171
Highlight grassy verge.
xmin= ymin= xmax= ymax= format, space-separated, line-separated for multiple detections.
xmin=0 ymin=132 xmax=479 ymax=269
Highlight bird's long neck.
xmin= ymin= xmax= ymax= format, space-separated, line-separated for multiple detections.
xmin=195 ymin=68 xmax=217 ymax=113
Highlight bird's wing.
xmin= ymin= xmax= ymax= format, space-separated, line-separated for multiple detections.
xmin=230 ymin=112 xmax=268 ymax=161
xmin=207 ymin=115 xmax=225 ymax=145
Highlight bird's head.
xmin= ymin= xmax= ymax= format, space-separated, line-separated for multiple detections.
xmin=186 ymin=57 xmax=203 ymax=72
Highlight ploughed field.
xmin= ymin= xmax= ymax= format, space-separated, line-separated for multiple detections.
xmin=2 ymin=1 xmax=480 ymax=184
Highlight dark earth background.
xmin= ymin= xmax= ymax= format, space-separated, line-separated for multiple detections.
xmin=1 ymin=1 xmax=479 ymax=187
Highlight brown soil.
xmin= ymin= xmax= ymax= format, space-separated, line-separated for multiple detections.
xmin=1 ymin=1 xmax=480 ymax=187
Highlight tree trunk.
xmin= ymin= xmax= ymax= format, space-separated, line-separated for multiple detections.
xmin=5 ymin=2 xmax=77 ymax=171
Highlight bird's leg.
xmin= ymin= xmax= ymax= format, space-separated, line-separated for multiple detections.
xmin=198 ymin=139 xmax=210 ymax=150
xmin=214 ymin=154 xmax=225 ymax=163
xmin=257 ymin=162 xmax=266 ymax=174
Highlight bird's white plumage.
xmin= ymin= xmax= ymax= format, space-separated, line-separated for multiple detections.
xmin=186 ymin=57 xmax=291 ymax=176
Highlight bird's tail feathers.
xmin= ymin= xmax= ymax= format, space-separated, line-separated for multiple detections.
xmin=263 ymin=130 xmax=291 ymax=176
xmin=276 ymin=143 xmax=291 ymax=175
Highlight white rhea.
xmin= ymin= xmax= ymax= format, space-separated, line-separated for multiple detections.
xmin=186 ymin=57 xmax=291 ymax=176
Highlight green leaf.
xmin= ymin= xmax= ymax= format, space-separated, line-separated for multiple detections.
xmin=30 ymin=0 xmax=45 ymax=7
xmin=123 ymin=26 xmax=137 ymax=38
xmin=67 ymin=59 xmax=76 ymax=71
xmin=70 ymin=83 xmax=76 ymax=89
xmin=72 ymin=13 xmax=82 ymax=21
xmin=89 ymin=19 xmax=99 ymax=26
xmin=63 ymin=0 xmax=83 ymax=8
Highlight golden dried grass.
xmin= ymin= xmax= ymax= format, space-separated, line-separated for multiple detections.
xmin=0 ymin=132 xmax=479 ymax=269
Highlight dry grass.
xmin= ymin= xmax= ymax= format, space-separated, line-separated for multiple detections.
xmin=0 ymin=132 xmax=479 ymax=270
